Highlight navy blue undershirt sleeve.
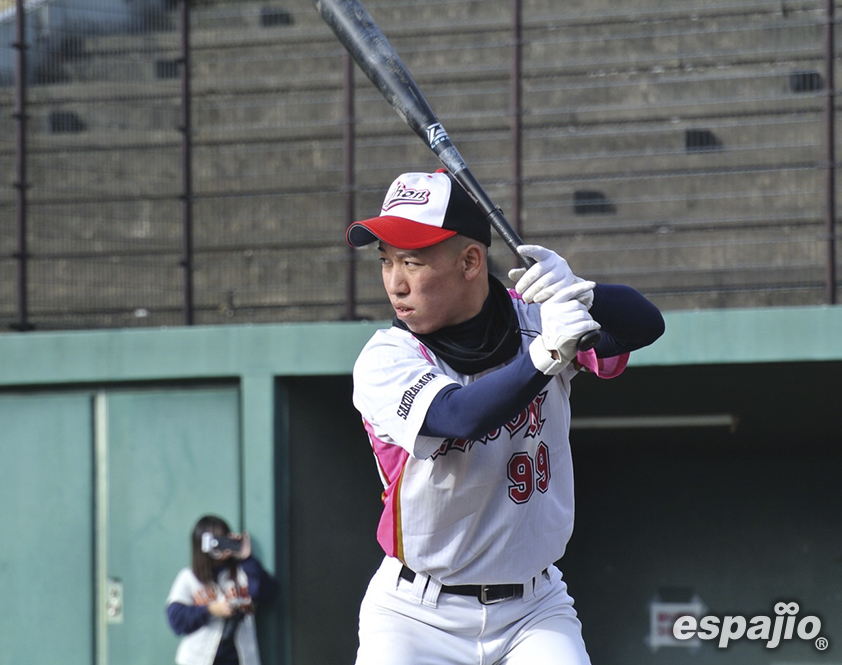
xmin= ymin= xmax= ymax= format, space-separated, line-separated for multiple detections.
xmin=419 ymin=351 xmax=552 ymax=440
xmin=589 ymin=283 xmax=665 ymax=358
xmin=419 ymin=283 xmax=663 ymax=441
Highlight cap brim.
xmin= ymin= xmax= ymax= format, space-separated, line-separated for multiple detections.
xmin=347 ymin=216 xmax=457 ymax=249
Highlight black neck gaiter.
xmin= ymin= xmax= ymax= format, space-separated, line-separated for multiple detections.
xmin=392 ymin=275 xmax=522 ymax=375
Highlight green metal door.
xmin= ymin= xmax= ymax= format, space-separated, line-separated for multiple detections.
xmin=0 ymin=394 xmax=96 ymax=665
xmin=0 ymin=385 xmax=241 ymax=665
xmin=102 ymin=386 xmax=241 ymax=665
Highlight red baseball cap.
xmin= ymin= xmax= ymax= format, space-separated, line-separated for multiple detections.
xmin=347 ymin=170 xmax=492 ymax=249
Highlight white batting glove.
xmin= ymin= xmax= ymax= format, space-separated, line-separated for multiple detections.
xmin=508 ymin=245 xmax=594 ymax=308
xmin=543 ymin=280 xmax=597 ymax=307
xmin=529 ymin=292 xmax=601 ymax=375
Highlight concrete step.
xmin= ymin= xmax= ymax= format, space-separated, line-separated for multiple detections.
xmin=21 ymin=198 xmax=183 ymax=255
xmin=81 ymin=0 xmax=822 ymax=84
xmin=190 ymin=64 xmax=831 ymax=133
xmin=16 ymin=185 xmax=350 ymax=256
xmin=13 ymin=220 xmax=824 ymax=325
xmin=511 ymin=219 xmax=828 ymax=311
xmin=522 ymin=65 xmax=826 ymax=122
xmin=11 ymin=236 xmax=359 ymax=328
xmin=189 ymin=0 xmax=331 ymax=33
xmin=522 ymin=13 xmax=825 ymax=71
xmin=2 ymin=68 xmax=833 ymax=133
xmin=23 ymin=0 xmax=826 ymax=112
xmin=2 ymin=12 xmax=828 ymax=142
xmin=15 ymin=159 xmax=820 ymax=255
xmin=5 ymin=221 xmax=827 ymax=323
xmin=3 ymin=106 xmax=833 ymax=214
xmin=189 ymin=0 xmax=514 ymax=35
xmin=521 ymin=111 xmax=825 ymax=173
xmin=521 ymin=166 xmax=823 ymax=226
xmin=1 ymin=78 xmax=824 ymax=158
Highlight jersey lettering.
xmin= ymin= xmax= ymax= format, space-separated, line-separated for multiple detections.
xmin=396 ymin=372 xmax=436 ymax=420
xmin=504 ymin=391 xmax=547 ymax=439
xmin=430 ymin=392 xmax=548 ymax=459
xmin=430 ymin=436 xmax=477 ymax=459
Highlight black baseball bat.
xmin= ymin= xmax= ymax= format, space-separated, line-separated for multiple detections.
xmin=313 ymin=0 xmax=601 ymax=352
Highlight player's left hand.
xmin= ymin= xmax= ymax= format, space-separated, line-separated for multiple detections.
xmin=508 ymin=245 xmax=593 ymax=308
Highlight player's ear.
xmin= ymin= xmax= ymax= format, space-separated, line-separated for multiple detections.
xmin=461 ymin=243 xmax=485 ymax=281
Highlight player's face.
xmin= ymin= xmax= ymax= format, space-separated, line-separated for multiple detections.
xmin=378 ymin=239 xmax=483 ymax=335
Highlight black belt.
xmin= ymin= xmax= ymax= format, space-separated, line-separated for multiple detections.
xmin=400 ymin=565 xmax=523 ymax=605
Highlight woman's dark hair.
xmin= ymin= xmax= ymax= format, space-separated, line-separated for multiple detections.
xmin=191 ymin=515 xmax=236 ymax=585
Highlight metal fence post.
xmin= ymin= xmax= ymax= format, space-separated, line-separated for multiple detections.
xmin=824 ymin=0 xmax=837 ymax=305
xmin=12 ymin=0 xmax=32 ymax=331
xmin=343 ymin=52 xmax=357 ymax=320
xmin=510 ymin=0 xmax=523 ymax=247
xmin=180 ymin=0 xmax=195 ymax=324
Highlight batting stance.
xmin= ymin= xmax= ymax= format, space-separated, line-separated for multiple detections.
xmin=348 ymin=170 xmax=664 ymax=665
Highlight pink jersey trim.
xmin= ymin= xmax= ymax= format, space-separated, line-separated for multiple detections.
xmin=363 ymin=418 xmax=410 ymax=561
xmin=418 ymin=342 xmax=434 ymax=364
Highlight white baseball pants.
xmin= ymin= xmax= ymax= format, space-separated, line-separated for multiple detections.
xmin=355 ymin=556 xmax=592 ymax=665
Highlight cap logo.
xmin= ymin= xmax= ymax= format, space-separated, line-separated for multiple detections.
xmin=382 ymin=181 xmax=431 ymax=211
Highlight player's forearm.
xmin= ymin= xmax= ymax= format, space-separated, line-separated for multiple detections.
xmin=589 ymin=284 xmax=665 ymax=357
xmin=419 ymin=351 xmax=552 ymax=440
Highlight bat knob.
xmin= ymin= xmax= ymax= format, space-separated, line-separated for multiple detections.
xmin=577 ymin=330 xmax=601 ymax=352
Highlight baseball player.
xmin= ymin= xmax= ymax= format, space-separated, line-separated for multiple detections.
xmin=348 ymin=170 xmax=664 ymax=665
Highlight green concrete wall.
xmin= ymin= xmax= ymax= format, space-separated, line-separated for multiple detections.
xmin=0 ymin=306 xmax=840 ymax=665
xmin=1 ymin=307 xmax=839 ymax=388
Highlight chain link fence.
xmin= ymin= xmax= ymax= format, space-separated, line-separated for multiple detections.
xmin=1 ymin=0 xmax=839 ymax=330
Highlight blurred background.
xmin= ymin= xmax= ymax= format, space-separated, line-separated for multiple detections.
xmin=1 ymin=0 xmax=838 ymax=331
xmin=1 ymin=1 xmax=840 ymax=665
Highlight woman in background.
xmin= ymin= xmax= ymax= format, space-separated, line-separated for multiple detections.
xmin=166 ymin=515 xmax=279 ymax=665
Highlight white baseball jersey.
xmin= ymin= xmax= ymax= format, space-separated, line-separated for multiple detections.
xmin=353 ymin=295 xmax=624 ymax=587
